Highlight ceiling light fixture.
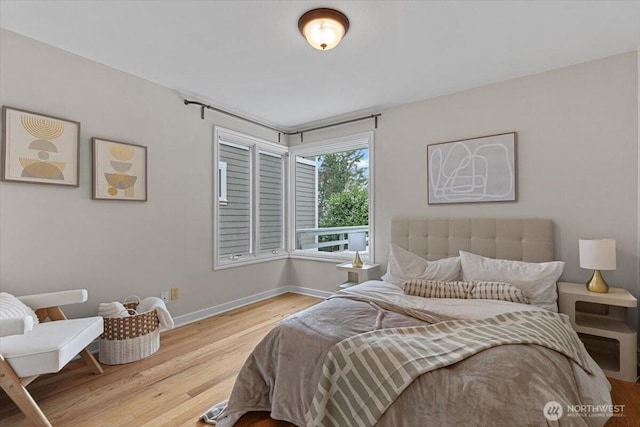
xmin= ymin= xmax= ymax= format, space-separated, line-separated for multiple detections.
xmin=298 ymin=8 xmax=349 ymax=51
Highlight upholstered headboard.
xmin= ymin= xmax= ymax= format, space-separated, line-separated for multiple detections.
xmin=390 ymin=218 xmax=554 ymax=262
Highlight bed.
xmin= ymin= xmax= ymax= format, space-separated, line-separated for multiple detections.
xmin=215 ymin=218 xmax=612 ymax=427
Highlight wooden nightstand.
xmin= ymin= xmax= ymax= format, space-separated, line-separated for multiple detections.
xmin=336 ymin=262 xmax=380 ymax=290
xmin=557 ymin=282 xmax=638 ymax=382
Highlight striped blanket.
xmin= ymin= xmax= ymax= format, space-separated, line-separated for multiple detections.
xmin=305 ymin=310 xmax=592 ymax=427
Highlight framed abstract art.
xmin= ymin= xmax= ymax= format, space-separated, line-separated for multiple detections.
xmin=427 ymin=132 xmax=517 ymax=204
xmin=92 ymin=137 xmax=148 ymax=201
xmin=1 ymin=106 xmax=80 ymax=186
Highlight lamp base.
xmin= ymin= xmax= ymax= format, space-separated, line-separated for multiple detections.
xmin=586 ymin=270 xmax=609 ymax=293
xmin=352 ymin=251 xmax=363 ymax=268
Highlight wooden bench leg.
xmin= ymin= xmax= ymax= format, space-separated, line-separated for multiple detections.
xmin=0 ymin=355 xmax=52 ymax=427
xmin=80 ymin=348 xmax=104 ymax=374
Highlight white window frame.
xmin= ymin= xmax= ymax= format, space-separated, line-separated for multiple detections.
xmin=214 ymin=126 xmax=288 ymax=270
xmin=288 ymin=131 xmax=375 ymax=263
xmin=218 ymin=161 xmax=228 ymax=205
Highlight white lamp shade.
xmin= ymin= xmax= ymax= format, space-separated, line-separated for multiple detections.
xmin=579 ymin=239 xmax=616 ymax=270
xmin=348 ymin=232 xmax=366 ymax=252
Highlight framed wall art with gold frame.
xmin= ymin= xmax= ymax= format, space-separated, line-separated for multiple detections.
xmin=1 ymin=106 xmax=80 ymax=186
xmin=92 ymin=137 xmax=148 ymax=201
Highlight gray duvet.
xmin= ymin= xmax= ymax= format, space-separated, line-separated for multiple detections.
xmin=217 ymin=281 xmax=612 ymax=427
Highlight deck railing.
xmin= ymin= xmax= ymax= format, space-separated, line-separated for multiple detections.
xmin=296 ymin=225 xmax=369 ymax=251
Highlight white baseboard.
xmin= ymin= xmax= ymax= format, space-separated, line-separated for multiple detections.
xmin=86 ymin=286 xmax=332 ymax=356
xmin=173 ymin=287 xmax=282 ymax=328
xmin=281 ymin=285 xmax=333 ymax=299
xmin=172 ymin=285 xmax=332 ymax=328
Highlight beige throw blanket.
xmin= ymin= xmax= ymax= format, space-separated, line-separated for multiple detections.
xmin=306 ymin=310 xmax=592 ymax=427
xmin=217 ymin=281 xmax=612 ymax=427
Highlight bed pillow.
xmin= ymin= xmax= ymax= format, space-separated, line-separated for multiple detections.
xmin=402 ymin=280 xmax=468 ymax=299
xmin=459 ymin=251 xmax=564 ymax=312
xmin=402 ymin=279 xmax=529 ymax=304
xmin=381 ymin=244 xmax=461 ymax=286
xmin=467 ymin=281 xmax=530 ymax=304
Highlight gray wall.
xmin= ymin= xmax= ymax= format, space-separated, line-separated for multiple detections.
xmin=0 ymin=29 xmax=289 ymax=318
xmin=289 ymin=52 xmax=639 ymax=330
xmin=1 ymin=30 xmax=638 ymax=332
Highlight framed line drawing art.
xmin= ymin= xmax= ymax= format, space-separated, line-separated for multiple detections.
xmin=427 ymin=132 xmax=517 ymax=204
xmin=1 ymin=106 xmax=80 ymax=186
xmin=92 ymin=138 xmax=147 ymax=201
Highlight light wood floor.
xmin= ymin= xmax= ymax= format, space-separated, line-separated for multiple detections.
xmin=1 ymin=292 xmax=638 ymax=426
xmin=0 ymin=293 xmax=320 ymax=426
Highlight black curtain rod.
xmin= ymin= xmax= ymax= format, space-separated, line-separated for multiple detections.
xmin=184 ymin=99 xmax=380 ymax=143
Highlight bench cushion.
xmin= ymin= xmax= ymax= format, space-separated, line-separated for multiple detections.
xmin=0 ymin=316 xmax=103 ymax=377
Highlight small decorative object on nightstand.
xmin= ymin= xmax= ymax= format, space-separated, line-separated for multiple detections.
xmin=336 ymin=262 xmax=380 ymax=290
xmin=558 ymin=282 xmax=637 ymax=382
xmin=579 ymin=239 xmax=616 ymax=293
xmin=348 ymin=232 xmax=366 ymax=268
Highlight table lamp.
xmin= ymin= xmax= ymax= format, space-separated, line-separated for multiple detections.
xmin=579 ymin=239 xmax=616 ymax=293
xmin=348 ymin=232 xmax=366 ymax=268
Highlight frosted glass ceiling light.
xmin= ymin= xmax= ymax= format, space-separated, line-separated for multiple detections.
xmin=298 ymin=8 xmax=349 ymax=51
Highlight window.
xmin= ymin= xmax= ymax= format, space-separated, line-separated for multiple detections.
xmin=214 ymin=127 xmax=287 ymax=268
xmin=214 ymin=128 xmax=373 ymax=268
xmin=258 ymin=151 xmax=284 ymax=255
xmin=289 ymin=132 xmax=374 ymax=262
xmin=218 ymin=141 xmax=251 ymax=260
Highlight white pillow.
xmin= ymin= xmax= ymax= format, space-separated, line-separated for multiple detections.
xmin=459 ymin=251 xmax=564 ymax=312
xmin=0 ymin=292 xmax=39 ymax=332
xmin=381 ymin=244 xmax=461 ymax=286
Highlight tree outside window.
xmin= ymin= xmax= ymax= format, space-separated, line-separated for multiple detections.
xmin=317 ymin=149 xmax=369 ymax=252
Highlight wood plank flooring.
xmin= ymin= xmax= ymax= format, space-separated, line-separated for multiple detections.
xmin=1 ymin=292 xmax=638 ymax=426
xmin=0 ymin=293 xmax=320 ymax=427
xmin=608 ymin=377 xmax=640 ymax=427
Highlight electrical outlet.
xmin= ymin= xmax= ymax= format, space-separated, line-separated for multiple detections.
xmin=161 ymin=291 xmax=169 ymax=303
xmin=171 ymin=287 xmax=179 ymax=300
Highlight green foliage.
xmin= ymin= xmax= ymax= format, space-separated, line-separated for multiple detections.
xmin=315 ymin=149 xmax=369 ymax=252
xmin=318 ymin=187 xmax=369 ymax=252
xmin=317 ymin=150 xmax=367 ymax=216
xmin=319 ymin=187 xmax=369 ymax=228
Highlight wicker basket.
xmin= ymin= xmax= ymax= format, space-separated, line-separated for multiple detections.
xmin=99 ymin=297 xmax=160 ymax=365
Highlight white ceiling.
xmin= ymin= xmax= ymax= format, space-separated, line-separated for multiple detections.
xmin=1 ymin=1 xmax=639 ymax=130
